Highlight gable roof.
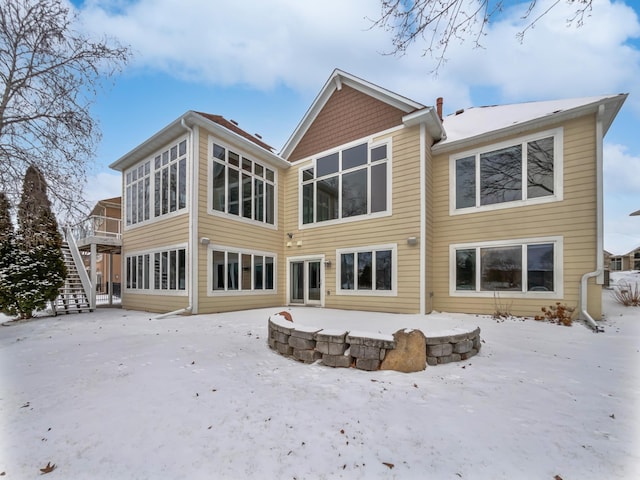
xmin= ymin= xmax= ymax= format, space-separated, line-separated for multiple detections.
xmin=433 ymin=94 xmax=628 ymax=153
xmin=89 ymin=196 xmax=121 ymax=217
xmin=110 ymin=111 xmax=288 ymax=172
xmin=280 ymin=69 xmax=441 ymax=159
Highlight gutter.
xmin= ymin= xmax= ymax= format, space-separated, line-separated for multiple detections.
xmin=154 ymin=117 xmax=197 ymax=319
xmin=419 ymin=123 xmax=426 ymax=314
xmin=579 ymin=104 xmax=605 ymax=332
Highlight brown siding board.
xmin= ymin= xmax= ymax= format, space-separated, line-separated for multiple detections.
xmin=288 ymin=86 xmax=407 ymax=162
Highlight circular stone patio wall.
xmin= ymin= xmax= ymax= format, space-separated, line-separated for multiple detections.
xmin=267 ymin=314 xmax=481 ymax=372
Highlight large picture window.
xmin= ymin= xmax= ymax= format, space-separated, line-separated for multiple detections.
xmin=451 ymin=238 xmax=561 ymax=297
xmin=125 ymin=246 xmax=187 ymax=293
xmin=302 ymin=141 xmax=389 ymax=226
xmin=210 ymin=142 xmax=275 ymax=225
xmin=210 ymin=246 xmax=275 ymax=294
xmin=452 ymin=129 xmax=561 ymax=213
xmin=125 ymin=138 xmax=188 ymax=227
xmin=337 ymin=245 xmax=396 ymax=295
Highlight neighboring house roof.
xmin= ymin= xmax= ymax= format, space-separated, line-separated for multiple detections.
xmin=433 ymin=94 xmax=628 ymax=153
xmin=280 ymin=69 xmax=443 ymax=159
xmin=89 ymin=196 xmax=121 ymax=217
xmin=109 ymin=111 xmax=288 ymax=172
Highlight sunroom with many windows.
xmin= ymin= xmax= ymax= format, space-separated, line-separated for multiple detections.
xmin=124 ymin=138 xmax=188 ymax=227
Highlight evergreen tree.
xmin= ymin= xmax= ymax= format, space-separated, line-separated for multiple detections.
xmin=0 ymin=192 xmax=18 ymax=315
xmin=9 ymin=166 xmax=67 ymax=318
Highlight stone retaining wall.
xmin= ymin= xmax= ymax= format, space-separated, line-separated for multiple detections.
xmin=267 ymin=314 xmax=481 ymax=372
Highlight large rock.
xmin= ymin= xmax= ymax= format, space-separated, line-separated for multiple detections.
xmin=380 ymin=329 xmax=426 ymax=373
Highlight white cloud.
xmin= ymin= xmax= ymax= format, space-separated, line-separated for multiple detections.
xmin=604 ymin=143 xmax=640 ymax=254
xmin=76 ymin=0 xmax=640 ymax=110
xmin=83 ymin=172 xmax=122 ymax=204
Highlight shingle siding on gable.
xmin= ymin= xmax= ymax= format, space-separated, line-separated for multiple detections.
xmin=287 ymin=85 xmax=407 ymax=162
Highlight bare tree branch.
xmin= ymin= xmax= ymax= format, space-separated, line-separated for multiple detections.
xmin=371 ymin=0 xmax=593 ymax=72
xmin=0 ymin=0 xmax=131 ymax=221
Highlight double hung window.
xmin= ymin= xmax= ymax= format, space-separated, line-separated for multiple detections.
xmin=337 ymin=245 xmax=396 ymax=295
xmin=154 ymin=140 xmax=187 ymax=217
xmin=452 ymin=238 xmax=561 ymax=297
xmin=125 ymin=161 xmax=151 ymax=226
xmin=210 ymin=247 xmax=276 ymax=293
xmin=302 ymin=142 xmax=389 ymax=225
xmin=452 ymin=129 xmax=561 ymax=212
xmin=211 ymin=142 xmax=275 ymax=225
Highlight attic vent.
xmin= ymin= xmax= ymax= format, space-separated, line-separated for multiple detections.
xmin=230 ymin=119 xmax=239 ymax=125
xmin=255 ymin=133 xmax=262 ymax=139
xmin=455 ymin=109 xmax=465 ymax=116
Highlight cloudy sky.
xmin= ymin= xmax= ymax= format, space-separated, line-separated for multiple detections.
xmin=72 ymin=0 xmax=640 ymax=255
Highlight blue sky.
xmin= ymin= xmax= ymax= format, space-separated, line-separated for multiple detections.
xmin=72 ymin=0 xmax=640 ymax=255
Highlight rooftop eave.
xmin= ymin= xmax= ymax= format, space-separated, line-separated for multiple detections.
xmin=281 ymin=68 xmax=425 ymax=159
xmin=432 ymin=94 xmax=627 ymax=155
xmin=110 ymin=111 xmax=289 ymax=172
xmin=402 ymin=107 xmax=446 ymax=141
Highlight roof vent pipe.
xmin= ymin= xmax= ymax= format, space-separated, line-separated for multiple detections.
xmin=436 ymin=97 xmax=443 ymax=121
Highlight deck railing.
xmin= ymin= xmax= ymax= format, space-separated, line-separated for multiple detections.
xmin=70 ymin=215 xmax=122 ymax=241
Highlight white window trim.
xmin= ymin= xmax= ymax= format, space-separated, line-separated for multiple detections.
xmin=124 ymin=243 xmax=188 ymax=296
xmin=124 ymin=135 xmax=190 ymax=231
xmin=207 ymin=136 xmax=278 ymax=230
xmin=207 ymin=244 xmax=278 ymax=296
xmin=298 ymin=137 xmax=393 ymax=230
xmin=336 ymin=243 xmax=398 ymax=296
xmin=449 ymin=128 xmax=564 ymax=216
xmin=449 ymin=236 xmax=564 ymax=299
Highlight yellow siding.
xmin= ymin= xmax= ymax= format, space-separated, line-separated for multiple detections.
xmin=121 ymin=293 xmax=188 ymax=314
xmin=281 ymin=126 xmax=423 ymax=314
xmin=123 ymin=214 xmax=189 ymax=252
xmin=431 ymin=115 xmax=602 ymax=318
xmin=195 ymin=126 xmax=287 ymax=313
xmin=121 ymin=197 xmax=189 ymax=312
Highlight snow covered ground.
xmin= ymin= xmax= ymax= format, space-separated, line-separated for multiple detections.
xmin=1 ymin=274 xmax=639 ymax=479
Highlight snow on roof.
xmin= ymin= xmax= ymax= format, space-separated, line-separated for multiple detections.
xmin=436 ymin=94 xmax=627 ymax=150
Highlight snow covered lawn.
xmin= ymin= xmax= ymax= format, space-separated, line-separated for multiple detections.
xmin=1 ymin=281 xmax=639 ymax=479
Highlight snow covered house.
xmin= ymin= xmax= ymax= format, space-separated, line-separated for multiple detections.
xmin=105 ymin=69 xmax=626 ymax=321
xmin=609 ymin=246 xmax=640 ymax=271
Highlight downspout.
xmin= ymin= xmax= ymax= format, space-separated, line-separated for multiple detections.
xmin=419 ymin=122 xmax=427 ymax=315
xmin=579 ymin=104 xmax=605 ymax=332
xmin=154 ymin=117 xmax=197 ymax=319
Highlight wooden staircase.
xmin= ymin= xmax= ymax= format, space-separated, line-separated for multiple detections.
xmin=53 ymin=242 xmax=92 ymax=314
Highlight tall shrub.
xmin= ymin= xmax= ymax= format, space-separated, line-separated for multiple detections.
xmin=10 ymin=166 xmax=66 ymax=318
xmin=0 ymin=192 xmax=18 ymax=315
